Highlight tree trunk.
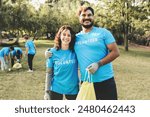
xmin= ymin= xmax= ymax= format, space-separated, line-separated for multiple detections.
xmin=124 ymin=31 xmax=128 ymax=51
xmin=0 ymin=3 xmax=1 ymax=8
xmin=124 ymin=1 xmax=129 ymax=51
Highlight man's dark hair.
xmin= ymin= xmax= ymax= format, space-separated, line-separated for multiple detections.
xmin=23 ymin=34 xmax=29 ymax=40
xmin=16 ymin=50 xmax=21 ymax=55
xmin=10 ymin=46 xmax=14 ymax=50
xmin=77 ymin=6 xmax=94 ymax=16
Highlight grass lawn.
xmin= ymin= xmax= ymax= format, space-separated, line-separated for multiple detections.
xmin=114 ymin=45 xmax=150 ymax=100
xmin=0 ymin=40 xmax=150 ymax=100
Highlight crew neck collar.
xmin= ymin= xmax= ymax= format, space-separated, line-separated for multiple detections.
xmin=81 ymin=26 xmax=94 ymax=34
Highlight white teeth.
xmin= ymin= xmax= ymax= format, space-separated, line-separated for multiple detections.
xmin=84 ymin=21 xmax=90 ymax=23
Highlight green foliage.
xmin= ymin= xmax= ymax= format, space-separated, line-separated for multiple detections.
xmin=0 ymin=0 xmax=149 ymax=47
xmin=93 ymin=0 xmax=149 ymax=47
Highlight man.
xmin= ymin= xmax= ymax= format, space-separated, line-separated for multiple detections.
xmin=24 ymin=34 xmax=36 ymax=72
xmin=74 ymin=6 xmax=120 ymax=100
xmin=10 ymin=47 xmax=23 ymax=67
xmin=0 ymin=47 xmax=14 ymax=71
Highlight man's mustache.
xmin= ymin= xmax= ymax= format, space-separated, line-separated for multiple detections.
xmin=83 ymin=19 xmax=91 ymax=22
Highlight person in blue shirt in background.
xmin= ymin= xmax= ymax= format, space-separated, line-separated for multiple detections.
xmin=74 ymin=6 xmax=120 ymax=100
xmin=0 ymin=47 xmax=14 ymax=71
xmin=23 ymin=34 xmax=36 ymax=72
xmin=10 ymin=46 xmax=23 ymax=67
xmin=44 ymin=25 xmax=79 ymax=100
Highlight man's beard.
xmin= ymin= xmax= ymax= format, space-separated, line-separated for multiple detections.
xmin=81 ymin=19 xmax=93 ymax=29
xmin=81 ymin=21 xmax=93 ymax=29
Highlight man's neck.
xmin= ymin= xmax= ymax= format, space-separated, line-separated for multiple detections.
xmin=82 ymin=26 xmax=93 ymax=33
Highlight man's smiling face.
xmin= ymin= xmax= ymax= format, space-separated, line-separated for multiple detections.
xmin=79 ymin=9 xmax=94 ymax=29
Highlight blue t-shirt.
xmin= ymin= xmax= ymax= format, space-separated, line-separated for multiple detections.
xmin=74 ymin=27 xmax=115 ymax=82
xmin=25 ymin=40 xmax=36 ymax=55
xmin=11 ymin=47 xmax=23 ymax=56
xmin=0 ymin=47 xmax=10 ymax=57
xmin=46 ymin=48 xmax=79 ymax=95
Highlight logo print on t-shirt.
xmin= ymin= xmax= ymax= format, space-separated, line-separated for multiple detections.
xmin=55 ymin=59 xmax=75 ymax=65
xmin=76 ymin=38 xmax=98 ymax=45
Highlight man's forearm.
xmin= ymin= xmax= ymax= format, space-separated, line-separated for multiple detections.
xmin=98 ymin=50 xmax=119 ymax=67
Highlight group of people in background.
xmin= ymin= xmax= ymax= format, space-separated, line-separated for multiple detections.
xmin=0 ymin=34 xmax=36 ymax=72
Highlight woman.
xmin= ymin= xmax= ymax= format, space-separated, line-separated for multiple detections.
xmin=44 ymin=25 xmax=79 ymax=100
xmin=24 ymin=34 xmax=36 ymax=72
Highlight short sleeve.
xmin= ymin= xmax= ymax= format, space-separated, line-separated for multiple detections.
xmin=12 ymin=51 xmax=16 ymax=56
xmin=4 ymin=50 xmax=9 ymax=56
xmin=20 ymin=50 xmax=23 ymax=54
xmin=46 ymin=58 xmax=53 ymax=68
xmin=25 ymin=42 xmax=29 ymax=48
xmin=46 ymin=47 xmax=56 ymax=68
xmin=103 ymin=29 xmax=116 ymax=45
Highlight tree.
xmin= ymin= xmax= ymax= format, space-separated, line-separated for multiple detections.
xmin=95 ymin=0 xmax=149 ymax=51
xmin=1 ymin=0 xmax=149 ymax=47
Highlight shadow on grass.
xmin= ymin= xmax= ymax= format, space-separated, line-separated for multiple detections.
xmin=129 ymin=50 xmax=150 ymax=57
xmin=36 ymin=43 xmax=54 ymax=48
xmin=119 ymin=47 xmax=150 ymax=58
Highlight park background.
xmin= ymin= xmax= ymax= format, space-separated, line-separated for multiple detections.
xmin=0 ymin=0 xmax=150 ymax=99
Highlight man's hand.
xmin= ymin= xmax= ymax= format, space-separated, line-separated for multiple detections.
xmin=44 ymin=91 xmax=50 ymax=100
xmin=17 ymin=59 xmax=20 ymax=63
xmin=45 ymin=48 xmax=52 ymax=59
xmin=86 ymin=62 xmax=99 ymax=74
